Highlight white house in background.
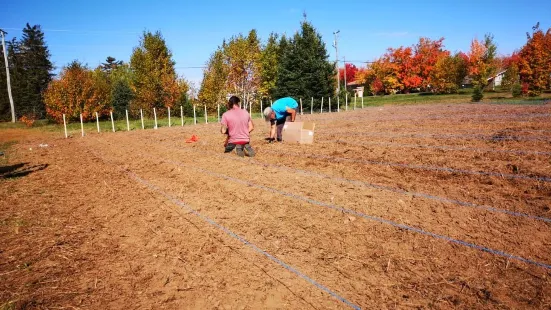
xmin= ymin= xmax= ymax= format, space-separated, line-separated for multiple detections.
xmin=488 ymin=70 xmax=507 ymax=89
xmin=347 ymin=80 xmax=364 ymax=97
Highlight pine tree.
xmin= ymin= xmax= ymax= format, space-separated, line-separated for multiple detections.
xmin=273 ymin=19 xmax=335 ymax=102
xmin=16 ymin=24 xmax=53 ymax=119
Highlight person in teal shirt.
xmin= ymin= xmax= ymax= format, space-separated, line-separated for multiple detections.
xmin=263 ymin=97 xmax=298 ymax=142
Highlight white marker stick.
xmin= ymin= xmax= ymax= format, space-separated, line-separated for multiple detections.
xmin=260 ymin=100 xmax=263 ymax=119
xmin=321 ymin=97 xmax=324 ymax=114
xmin=110 ymin=111 xmax=115 ymax=132
xmin=310 ymin=97 xmax=313 ymax=114
xmin=354 ymin=93 xmax=357 ymax=110
xmin=126 ymin=109 xmax=130 ymax=131
xmin=153 ymin=107 xmax=158 ymax=129
xmin=96 ymin=112 xmax=100 ymax=133
xmin=204 ymin=105 xmax=208 ymax=124
xmin=329 ymin=97 xmax=331 ymax=113
xmin=80 ymin=113 xmax=84 ymax=137
xmin=217 ymin=104 xmax=220 ymax=123
xmin=337 ymin=96 xmax=340 ymax=112
xmin=181 ymin=105 xmax=184 ymax=126
xmin=300 ymin=98 xmax=303 ymax=115
xmin=168 ymin=107 xmax=171 ymax=127
xmin=345 ymin=93 xmax=348 ymax=111
xmin=63 ymin=114 xmax=67 ymax=138
xmin=193 ymin=105 xmax=197 ymax=125
xmin=140 ymin=109 xmax=144 ymax=129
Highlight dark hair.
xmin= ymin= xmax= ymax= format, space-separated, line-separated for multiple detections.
xmin=228 ymin=96 xmax=240 ymax=108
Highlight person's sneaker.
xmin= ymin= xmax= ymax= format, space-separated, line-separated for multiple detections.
xmin=244 ymin=144 xmax=255 ymax=157
xmin=236 ymin=145 xmax=245 ymax=157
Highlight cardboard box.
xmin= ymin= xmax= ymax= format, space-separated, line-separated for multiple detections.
xmin=282 ymin=121 xmax=316 ymax=144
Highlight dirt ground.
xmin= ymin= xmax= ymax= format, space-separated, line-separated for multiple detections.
xmin=1 ymin=103 xmax=550 ymax=309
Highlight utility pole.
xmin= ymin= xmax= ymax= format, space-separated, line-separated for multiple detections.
xmin=333 ymin=30 xmax=340 ymax=94
xmin=343 ymin=56 xmax=347 ymax=92
xmin=0 ymin=29 xmax=15 ymax=122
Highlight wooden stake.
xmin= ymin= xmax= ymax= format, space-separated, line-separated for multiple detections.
xmin=126 ymin=109 xmax=130 ymax=131
xmin=218 ymin=104 xmax=220 ymax=122
xmin=96 ymin=112 xmax=100 ymax=133
xmin=354 ymin=93 xmax=357 ymax=110
xmin=168 ymin=107 xmax=171 ymax=127
xmin=321 ymin=97 xmax=324 ymax=114
xmin=204 ymin=105 xmax=208 ymax=124
xmin=345 ymin=93 xmax=348 ymax=111
xmin=193 ymin=105 xmax=197 ymax=125
xmin=300 ymin=98 xmax=303 ymax=115
xmin=153 ymin=107 xmax=158 ymax=129
xmin=310 ymin=97 xmax=313 ymax=114
xmin=180 ymin=105 xmax=184 ymax=126
xmin=140 ymin=109 xmax=144 ymax=129
xmin=80 ymin=113 xmax=84 ymax=137
xmin=110 ymin=111 xmax=115 ymax=132
xmin=260 ymin=99 xmax=263 ymax=119
xmin=63 ymin=114 xmax=67 ymax=138
xmin=337 ymin=96 xmax=340 ymax=112
xmin=329 ymin=97 xmax=331 ymax=113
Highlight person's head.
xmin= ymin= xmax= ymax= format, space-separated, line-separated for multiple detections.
xmin=227 ymin=96 xmax=240 ymax=109
xmin=263 ymin=107 xmax=274 ymax=121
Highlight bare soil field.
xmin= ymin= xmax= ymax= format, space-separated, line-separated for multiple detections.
xmin=1 ymin=103 xmax=550 ymax=309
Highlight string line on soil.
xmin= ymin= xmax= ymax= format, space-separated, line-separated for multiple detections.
xmin=319 ymin=140 xmax=551 ymax=156
xmin=303 ymin=111 xmax=551 ymax=124
xmin=261 ymin=150 xmax=551 ymax=183
xmin=156 ymin=157 xmax=551 ymax=271
xmin=157 ymin=141 xmax=551 ymax=224
xmin=316 ymin=130 xmax=551 ymax=143
xmin=87 ymin=145 xmax=362 ymax=310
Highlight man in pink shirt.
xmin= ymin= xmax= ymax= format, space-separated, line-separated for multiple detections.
xmin=221 ymin=96 xmax=255 ymax=157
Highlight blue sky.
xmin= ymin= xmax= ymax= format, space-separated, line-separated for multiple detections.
xmin=3 ymin=0 xmax=550 ymax=87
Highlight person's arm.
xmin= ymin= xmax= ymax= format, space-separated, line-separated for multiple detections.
xmin=220 ymin=124 xmax=228 ymax=134
xmin=286 ymin=107 xmax=297 ymax=122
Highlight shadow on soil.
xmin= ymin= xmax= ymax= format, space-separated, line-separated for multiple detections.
xmin=0 ymin=162 xmax=49 ymax=179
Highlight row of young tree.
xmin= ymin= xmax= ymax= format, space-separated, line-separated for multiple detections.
xmin=347 ymin=23 xmax=551 ymax=100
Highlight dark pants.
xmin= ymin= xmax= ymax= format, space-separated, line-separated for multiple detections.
xmin=271 ymin=116 xmax=289 ymax=141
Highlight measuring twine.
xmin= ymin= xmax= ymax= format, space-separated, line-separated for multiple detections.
xmin=261 ymin=150 xmax=551 ymax=183
xmin=319 ymin=139 xmax=551 ymax=156
xmin=155 ymin=156 xmax=551 ymax=271
xmin=87 ymin=144 xmax=361 ymax=310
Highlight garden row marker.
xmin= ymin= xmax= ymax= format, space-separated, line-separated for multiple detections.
xmin=345 ymin=93 xmax=348 ymax=111
xmin=337 ymin=96 xmax=340 ymax=112
xmin=299 ymin=98 xmax=303 ymax=115
xmin=218 ymin=104 xmax=220 ymax=123
xmin=260 ymin=99 xmax=263 ymax=118
xmin=140 ymin=109 xmax=144 ymax=129
xmin=354 ymin=94 xmax=357 ymax=110
xmin=168 ymin=107 xmax=171 ymax=127
xmin=110 ymin=111 xmax=115 ymax=132
xmin=321 ymin=97 xmax=324 ymax=114
xmin=80 ymin=113 xmax=84 ymax=137
xmin=310 ymin=97 xmax=313 ymax=114
xmin=126 ymin=109 xmax=130 ymax=131
xmin=96 ymin=112 xmax=100 ymax=133
xmin=193 ymin=105 xmax=197 ymax=125
xmin=361 ymin=96 xmax=364 ymax=109
xmin=180 ymin=106 xmax=184 ymax=126
xmin=63 ymin=114 xmax=67 ymax=138
xmin=153 ymin=108 xmax=158 ymax=129
xmin=204 ymin=105 xmax=208 ymax=124
xmin=329 ymin=97 xmax=331 ymax=113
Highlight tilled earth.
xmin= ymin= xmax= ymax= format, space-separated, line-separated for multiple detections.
xmin=1 ymin=103 xmax=550 ymax=309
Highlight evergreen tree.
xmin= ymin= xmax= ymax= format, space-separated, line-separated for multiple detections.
xmin=101 ymin=56 xmax=123 ymax=74
xmin=273 ymin=19 xmax=335 ymax=103
xmin=16 ymin=24 xmax=53 ymax=119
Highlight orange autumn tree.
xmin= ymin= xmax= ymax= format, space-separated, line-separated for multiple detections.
xmin=412 ymin=37 xmax=449 ymax=91
xmin=466 ymin=34 xmax=497 ymax=101
xmin=44 ymin=61 xmax=111 ymax=123
xmin=518 ymin=23 xmax=551 ymax=96
xmin=430 ymin=52 xmax=468 ymax=94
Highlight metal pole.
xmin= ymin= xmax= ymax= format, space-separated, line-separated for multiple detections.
xmin=1 ymin=30 xmax=15 ymax=122
xmin=333 ymin=30 xmax=340 ymax=95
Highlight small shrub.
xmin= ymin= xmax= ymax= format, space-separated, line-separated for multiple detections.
xmin=19 ymin=115 xmax=36 ymax=127
xmin=471 ymin=86 xmax=483 ymax=102
xmin=511 ymin=83 xmax=522 ymax=98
